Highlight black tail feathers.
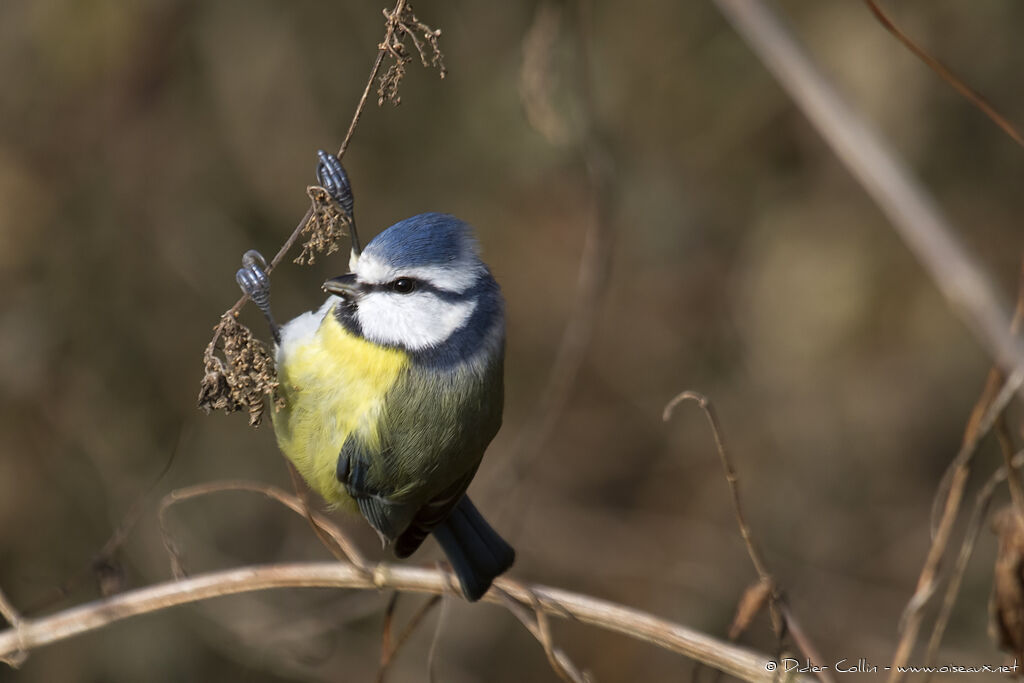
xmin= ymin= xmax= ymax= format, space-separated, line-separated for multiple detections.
xmin=432 ymin=496 xmax=515 ymax=601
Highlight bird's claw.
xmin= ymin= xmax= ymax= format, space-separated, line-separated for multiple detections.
xmin=236 ymin=250 xmax=271 ymax=309
xmin=236 ymin=249 xmax=280 ymax=343
xmin=316 ymin=150 xmax=354 ymax=218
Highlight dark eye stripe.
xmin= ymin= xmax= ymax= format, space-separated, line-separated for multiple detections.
xmin=362 ymin=277 xmax=476 ymax=302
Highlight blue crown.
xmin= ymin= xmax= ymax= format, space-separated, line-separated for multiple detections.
xmin=363 ymin=213 xmax=478 ymax=269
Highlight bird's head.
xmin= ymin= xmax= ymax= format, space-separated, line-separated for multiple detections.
xmin=323 ymin=213 xmax=501 ymax=354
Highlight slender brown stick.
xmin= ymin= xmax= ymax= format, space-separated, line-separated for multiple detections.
xmin=0 ymin=563 xmax=809 ymax=683
xmin=157 ymin=480 xmax=367 ymax=569
xmin=0 ymin=589 xmax=20 ymax=629
xmin=910 ymin=261 xmax=1024 ymax=670
xmin=664 ymin=393 xmax=769 ymax=579
xmin=283 ymin=462 xmax=369 ymax=569
xmin=376 ymin=593 xmax=441 ymax=683
xmin=713 ymin=0 xmax=1024 ymax=394
xmin=497 ymin=586 xmax=590 ymax=683
xmin=862 ymin=0 xmax=1024 ymax=148
xmin=211 ymin=0 xmax=410 ymax=342
xmin=664 ymin=391 xmax=834 ymax=683
xmin=923 ymin=451 xmax=1024 ymax=671
xmin=426 ymin=595 xmax=448 ymax=683
xmin=999 ymin=262 xmax=1024 ymax=514
xmin=931 ymin=262 xmax=1024 ymax=528
xmin=26 ymin=429 xmax=183 ymax=613
xmin=710 ymin=2 xmax=1024 ymax=674
xmin=895 ymin=365 xmax=1024 ymax=677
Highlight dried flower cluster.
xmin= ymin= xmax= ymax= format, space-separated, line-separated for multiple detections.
xmin=197 ymin=314 xmax=280 ymax=427
xmin=378 ymin=3 xmax=447 ymax=106
xmin=198 ymin=0 xmax=446 ymax=431
xmin=294 ymin=185 xmax=352 ymax=266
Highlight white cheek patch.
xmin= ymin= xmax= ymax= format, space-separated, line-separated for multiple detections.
xmin=356 ymin=291 xmax=477 ymax=350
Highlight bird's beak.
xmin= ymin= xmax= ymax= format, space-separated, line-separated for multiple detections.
xmin=323 ymin=273 xmax=363 ymax=300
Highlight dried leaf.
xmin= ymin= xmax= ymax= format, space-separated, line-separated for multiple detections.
xmin=990 ymin=506 xmax=1024 ymax=661
xmin=728 ymin=578 xmax=774 ymax=641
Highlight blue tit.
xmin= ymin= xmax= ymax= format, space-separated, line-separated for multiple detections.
xmin=236 ymin=151 xmax=514 ymax=601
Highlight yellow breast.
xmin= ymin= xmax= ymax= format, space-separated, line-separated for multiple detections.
xmin=272 ymin=304 xmax=408 ymax=504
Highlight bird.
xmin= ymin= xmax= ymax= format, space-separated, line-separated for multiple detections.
xmin=235 ymin=150 xmax=514 ymax=601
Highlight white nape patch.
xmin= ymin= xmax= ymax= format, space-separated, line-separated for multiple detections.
xmin=357 ymin=290 xmax=477 ymax=350
xmin=355 ymin=253 xmax=483 ymax=293
xmin=276 ymin=296 xmax=338 ymax=362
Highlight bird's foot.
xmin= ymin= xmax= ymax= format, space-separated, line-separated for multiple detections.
xmin=316 ymin=150 xmax=354 ymax=218
xmin=236 ymin=250 xmax=280 ymax=343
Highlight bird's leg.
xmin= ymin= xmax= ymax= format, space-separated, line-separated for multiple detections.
xmin=315 ymin=150 xmax=360 ymax=255
xmin=236 ymin=250 xmax=281 ymax=344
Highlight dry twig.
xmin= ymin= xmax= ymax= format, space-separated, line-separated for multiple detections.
xmin=0 ymin=586 xmax=25 ymax=668
xmin=711 ymin=2 xmax=1024 ymax=677
xmin=25 ymin=432 xmax=183 ymax=613
xmin=376 ymin=593 xmax=441 ymax=683
xmin=713 ymin=0 xmax=1024 ymax=390
xmin=862 ymin=0 xmax=1024 ymax=148
xmin=377 ymin=2 xmax=446 ymax=106
xmin=426 ymin=595 xmax=448 ymax=683
xmin=664 ymin=391 xmax=833 ymax=683
xmin=922 ymin=451 xmax=1024 ymax=671
xmin=497 ymin=585 xmax=591 ymax=683
xmin=198 ymin=0 xmax=446 ymax=423
xmin=0 ymin=562 xmax=812 ymax=683
xmin=157 ymin=480 xmax=367 ymax=574
xmin=913 ymin=260 xmax=1024 ymax=669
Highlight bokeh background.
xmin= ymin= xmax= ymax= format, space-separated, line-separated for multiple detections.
xmin=3 ymin=1 xmax=1024 ymax=681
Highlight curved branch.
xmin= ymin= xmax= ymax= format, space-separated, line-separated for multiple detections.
xmin=0 ymin=562 xmax=806 ymax=683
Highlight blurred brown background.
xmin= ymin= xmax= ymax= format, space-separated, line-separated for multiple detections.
xmin=3 ymin=1 xmax=1024 ymax=681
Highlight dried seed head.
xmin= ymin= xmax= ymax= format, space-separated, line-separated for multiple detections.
xmin=295 ymin=186 xmax=352 ymax=266
xmin=377 ymin=2 xmax=446 ymax=107
xmin=197 ymin=315 xmax=279 ymax=427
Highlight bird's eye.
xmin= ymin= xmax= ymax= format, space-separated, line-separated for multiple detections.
xmin=390 ymin=278 xmax=416 ymax=294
